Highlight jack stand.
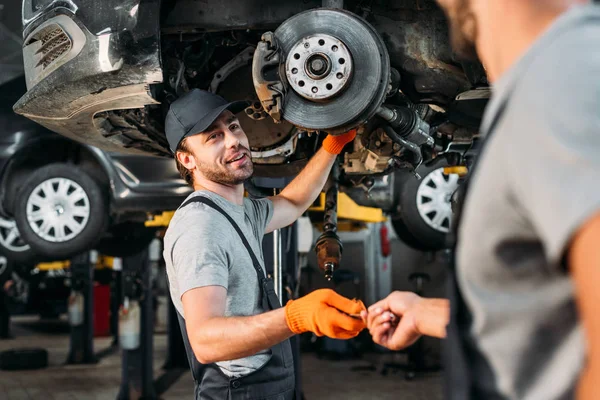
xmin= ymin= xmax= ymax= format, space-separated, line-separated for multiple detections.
xmin=117 ymin=248 xmax=157 ymax=400
xmin=66 ymin=251 xmax=97 ymax=364
xmin=315 ymin=162 xmax=343 ymax=280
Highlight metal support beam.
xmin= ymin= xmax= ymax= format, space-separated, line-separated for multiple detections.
xmin=66 ymin=251 xmax=97 ymax=364
xmin=117 ymin=248 xmax=157 ymax=400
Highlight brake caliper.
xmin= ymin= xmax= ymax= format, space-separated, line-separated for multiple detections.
xmin=252 ymin=32 xmax=287 ymax=123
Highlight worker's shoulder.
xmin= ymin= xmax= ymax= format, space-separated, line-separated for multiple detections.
xmin=165 ymin=196 xmax=228 ymax=237
xmin=173 ymin=200 xmax=225 ymax=226
xmin=521 ymin=18 xmax=600 ymax=94
xmin=510 ymin=27 xmax=600 ymax=130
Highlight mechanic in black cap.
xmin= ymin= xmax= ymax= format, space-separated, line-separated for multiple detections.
xmin=162 ymin=89 xmax=365 ymax=399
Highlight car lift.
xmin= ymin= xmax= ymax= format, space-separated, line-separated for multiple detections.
xmin=26 ymin=246 xmax=160 ymax=399
xmin=66 ymin=251 xmax=98 ymax=364
xmin=116 ymin=248 xmax=157 ymax=400
xmin=36 ymin=254 xmax=120 ymax=365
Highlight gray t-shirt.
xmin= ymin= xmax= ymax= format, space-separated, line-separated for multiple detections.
xmin=456 ymin=4 xmax=600 ymax=399
xmin=163 ymin=190 xmax=274 ymax=377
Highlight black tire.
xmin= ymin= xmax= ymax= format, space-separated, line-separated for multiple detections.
xmin=391 ymin=217 xmax=429 ymax=251
xmin=0 ymin=348 xmax=48 ymax=370
xmin=0 ymin=216 xmax=40 ymax=264
xmin=96 ymin=222 xmax=157 ymax=257
xmin=392 ymin=159 xmax=459 ymax=251
xmin=14 ymin=163 xmax=109 ymax=260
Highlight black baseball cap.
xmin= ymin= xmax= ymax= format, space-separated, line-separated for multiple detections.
xmin=165 ymin=89 xmax=249 ymax=153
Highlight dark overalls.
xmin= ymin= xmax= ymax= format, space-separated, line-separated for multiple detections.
xmin=175 ymin=197 xmax=295 ymax=400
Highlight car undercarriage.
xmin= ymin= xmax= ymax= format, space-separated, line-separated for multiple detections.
xmin=13 ymin=0 xmax=489 ymax=250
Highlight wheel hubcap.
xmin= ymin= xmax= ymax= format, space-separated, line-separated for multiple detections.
xmin=0 ymin=216 xmax=30 ymax=252
xmin=26 ymin=177 xmax=91 ymax=243
xmin=416 ymin=168 xmax=460 ymax=233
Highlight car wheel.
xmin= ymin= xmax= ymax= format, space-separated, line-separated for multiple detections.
xmin=0 ymin=216 xmax=39 ymax=264
xmin=392 ymin=160 xmax=460 ymax=251
xmin=96 ymin=222 xmax=157 ymax=258
xmin=14 ymin=163 xmax=109 ymax=260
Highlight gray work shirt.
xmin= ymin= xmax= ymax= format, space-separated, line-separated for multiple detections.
xmin=163 ymin=190 xmax=274 ymax=377
xmin=456 ymin=4 xmax=600 ymax=399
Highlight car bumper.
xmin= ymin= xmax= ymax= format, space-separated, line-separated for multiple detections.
xmin=13 ymin=1 xmax=165 ymax=156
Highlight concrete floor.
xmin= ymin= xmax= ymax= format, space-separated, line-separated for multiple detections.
xmin=0 ymin=316 xmax=443 ymax=400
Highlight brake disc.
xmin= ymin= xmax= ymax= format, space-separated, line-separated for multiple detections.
xmin=254 ymin=9 xmax=390 ymax=134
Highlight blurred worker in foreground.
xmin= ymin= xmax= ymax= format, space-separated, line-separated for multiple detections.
xmin=163 ymin=89 xmax=365 ymax=399
xmin=363 ymin=0 xmax=600 ymax=399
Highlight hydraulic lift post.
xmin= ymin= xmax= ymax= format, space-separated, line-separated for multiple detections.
xmin=66 ymin=251 xmax=97 ymax=364
xmin=110 ymin=257 xmax=123 ymax=346
xmin=117 ymin=248 xmax=157 ymax=400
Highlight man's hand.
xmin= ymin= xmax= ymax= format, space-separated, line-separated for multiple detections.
xmin=285 ymin=289 xmax=366 ymax=339
xmin=361 ymin=291 xmax=450 ymax=351
xmin=361 ymin=291 xmax=423 ymax=350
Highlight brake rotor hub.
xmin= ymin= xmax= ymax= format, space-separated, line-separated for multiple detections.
xmin=253 ymin=9 xmax=390 ymax=134
xmin=285 ymin=34 xmax=352 ymax=102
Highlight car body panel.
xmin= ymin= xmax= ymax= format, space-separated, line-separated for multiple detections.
xmin=14 ymin=0 xmax=166 ymax=156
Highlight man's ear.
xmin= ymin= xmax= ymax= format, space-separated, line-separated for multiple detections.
xmin=176 ymin=150 xmax=196 ymax=170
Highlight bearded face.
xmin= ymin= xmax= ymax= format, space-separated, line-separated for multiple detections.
xmin=437 ymin=0 xmax=479 ymax=61
xmin=193 ymin=142 xmax=254 ymax=186
xmin=178 ymin=110 xmax=254 ymax=187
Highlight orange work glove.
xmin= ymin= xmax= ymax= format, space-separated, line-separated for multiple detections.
xmin=322 ymin=129 xmax=357 ymax=154
xmin=284 ymin=289 xmax=366 ymax=339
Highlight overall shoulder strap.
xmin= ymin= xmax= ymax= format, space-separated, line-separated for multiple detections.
xmin=180 ymin=196 xmax=281 ymax=310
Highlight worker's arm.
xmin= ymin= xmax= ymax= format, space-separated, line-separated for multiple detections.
xmin=265 ymin=130 xmax=356 ymax=233
xmin=182 ymin=286 xmax=292 ymax=363
xmin=570 ymin=212 xmax=600 ymax=400
xmin=361 ymin=291 xmax=449 ymax=351
xmin=182 ymin=286 xmax=365 ymax=364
